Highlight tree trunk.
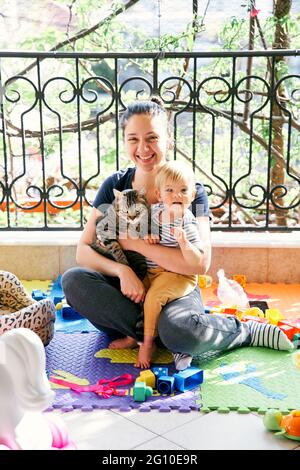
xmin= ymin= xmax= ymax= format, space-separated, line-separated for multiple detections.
xmin=271 ymin=0 xmax=291 ymax=226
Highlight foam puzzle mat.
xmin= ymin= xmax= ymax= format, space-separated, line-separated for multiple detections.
xmin=46 ymin=331 xmax=201 ymax=413
xmin=195 ymin=347 xmax=300 ymax=413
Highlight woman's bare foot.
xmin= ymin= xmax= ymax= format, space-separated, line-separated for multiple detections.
xmin=135 ymin=342 xmax=157 ymax=369
xmin=108 ymin=336 xmax=138 ymax=349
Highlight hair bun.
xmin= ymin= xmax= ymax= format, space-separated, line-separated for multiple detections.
xmin=150 ymin=95 xmax=164 ymax=108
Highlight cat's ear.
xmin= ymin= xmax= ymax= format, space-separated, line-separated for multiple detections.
xmin=113 ymin=189 xmax=122 ymax=199
xmin=139 ymin=187 xmax=146 ymax=196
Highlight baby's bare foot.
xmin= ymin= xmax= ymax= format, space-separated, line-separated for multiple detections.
xmin=109 ymin=336 xmax=138 ymax=349
xmin=135 ymin=342 xmax=157 ymax=369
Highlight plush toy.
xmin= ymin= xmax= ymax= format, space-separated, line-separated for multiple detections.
xmin=263 ymin=409 xmax=300 ymax=441
xmin=0 ymin=271 xmax=55 ymax=345
xmin=0 ymin=328 xmax=75 ymax=450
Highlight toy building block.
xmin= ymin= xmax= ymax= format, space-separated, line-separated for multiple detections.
xmin=173 ymin=367 xmax=204 ymax=392
xmin=157 ymin=376 xmax=175 ymax=395
xmin=248 ymin=300 xmax=269 ymax=313
xmin=60 ymin=304 xmax=83 ymax=320
xmin=152 ymin=367 xmax=168 ymax=387
xmin=133 ymin=381 xmax=153 ymax=402
xmin=136 ymin=370 xmax=156 ymax=389
xmin=293 ymin=333 xmax=300 ymax=349
xmin=232 ymin=275 xmax=247 ymax=288
xmin=31 ymin=289 xmax=48 ymax=301
xmin=241 ymin=315 xmax=269 ymax=324
xmin=205 ymin=306 xmax=223 ymax=314
xmin=265 ymin=308 xmax=284 ymax=325
xmin=278 ymin=324 xmax=297 ymax=341
xmin=198 ymin=275 xmax=213 ymax=289
xmin=278 ymin=319 xmax=300 ymax=336
xmin=53 ymin=294 xmax=65 ymax=306
xmin=244 ymin=307 xmax=265 ymax=318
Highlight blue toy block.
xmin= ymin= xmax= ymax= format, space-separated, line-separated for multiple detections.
xmin=152 ymin=367 xmax=168 ymax=387
xmin=157 ymin=376 xmax=175 ymax=395
xmin=31 ymin=289 xmax=47 ymax=301
xmin=61 ymin=305 xmax=83 ymax=320
xmin=173 ymin=367 xmax=204 ymax=392
xmin=53 ymin=294 xmax=65 ymax=306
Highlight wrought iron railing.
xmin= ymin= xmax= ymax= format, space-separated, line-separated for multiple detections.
xmin=0 ymin=50 xmax=299 ymax=231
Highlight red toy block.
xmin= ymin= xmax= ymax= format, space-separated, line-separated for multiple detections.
xmin=278 ymin=319 xmax=300 ymax=336
xmin=278 ymin=324 xmax=297 ymax=341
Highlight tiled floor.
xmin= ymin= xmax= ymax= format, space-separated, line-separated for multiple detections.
xmin=54 ymin=408 xmax=300 ymax=451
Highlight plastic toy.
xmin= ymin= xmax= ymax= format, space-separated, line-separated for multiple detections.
xmin=232 ymin=274 xmax=247 ymax=288
xmin=278 ymin=319 xmax=300 ymax=337
xmin=293 ymin=333 xmax=300 ymax=349
xmin=152 ymin=366 xmax=168 ymax=382
xmin=173 ymin=367 xmax=204 ymax=392
xmin=263 ymin=409 xmax=300 ymax=441
xmin=56 ymin=300 xmax=83 ymax=320
xmin=51 ymin=373 xmax=133 ymax=398
xmin=242 ymin=315 xmax=269 ymax=324
xmin=248 ymin=300 xmax=269 ymax=313
xmin=217 ymin=269 xmax=248 ymax=308
xmin=0 ymin=328 xmax=76 ymax=450
xmin=278 ymin=323 xmax=296 ymax=341
xmin=136 ymin=370 xmax=156 ymax=389
xmin=243 ymin=307 xmax=265 ymax=318
xmin=133 ymin=381 xmax=153 ymax=402
xmin=31 ymin=289 xmax=48 ymax=301
xmin=265 ymin=308 xmax=284 ymax=325
xmin=292 ymin=351 xmax=300 ymax=369
xmin=157 ymin=376 xmax=175 ymax=395
xmin=198 ymin=275 xmax=212 ymax=289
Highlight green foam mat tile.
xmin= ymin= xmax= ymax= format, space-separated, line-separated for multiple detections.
xmin=194 ymin=347 xmax=300 ymax=413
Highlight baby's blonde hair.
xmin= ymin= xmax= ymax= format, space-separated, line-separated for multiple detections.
xmin=155 ymin=161 xmax=196 ymax=191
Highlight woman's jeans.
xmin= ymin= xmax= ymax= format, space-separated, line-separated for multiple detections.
xmin=62 ymin=267 xmax=251 ymax=355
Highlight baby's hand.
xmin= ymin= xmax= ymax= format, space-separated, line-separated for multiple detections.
xmin=143 ymin=234 xmax=160 ymax=244
xmin=171 ymin=226 xmax=188 ymax=245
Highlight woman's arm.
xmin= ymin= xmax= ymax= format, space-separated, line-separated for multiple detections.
xmin=76 ymin=207 xmax=145 ymax=303
xmin=120 ymin=216 xmax=212 ymax=275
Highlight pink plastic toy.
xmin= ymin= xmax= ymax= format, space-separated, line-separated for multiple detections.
xmin=50 ymin=373 xmax=133 ymax=398
xmin=0 ymin=328 xmax=76 ymax=450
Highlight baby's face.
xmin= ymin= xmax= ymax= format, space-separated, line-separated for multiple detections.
xmin=158 ymin=177 xmax=195 ymax=217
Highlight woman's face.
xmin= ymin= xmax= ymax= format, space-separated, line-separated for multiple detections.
xmin=124 ymin=113 xmax=168 ymax=173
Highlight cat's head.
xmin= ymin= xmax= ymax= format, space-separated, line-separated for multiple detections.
xmin=113 ymin=189 xmax=149 ymax=224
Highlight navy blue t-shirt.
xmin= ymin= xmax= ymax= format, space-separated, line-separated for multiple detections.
xmin=93 ymin=167 xmax=210 ymax=218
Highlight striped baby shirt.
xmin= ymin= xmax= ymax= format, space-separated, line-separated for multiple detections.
xmin=146 ymin=203 xmax=203 ymax=269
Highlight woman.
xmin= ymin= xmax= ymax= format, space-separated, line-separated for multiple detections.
xmin=62 ymin=97 xmax=293 ymax=369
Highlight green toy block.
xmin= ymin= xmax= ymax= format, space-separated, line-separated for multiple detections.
xmin=133 ymin=381 xmax=153 ymax=402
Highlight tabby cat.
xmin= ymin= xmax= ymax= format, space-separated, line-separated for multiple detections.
xmin=91 ymin=188 xmax=150 ymax=266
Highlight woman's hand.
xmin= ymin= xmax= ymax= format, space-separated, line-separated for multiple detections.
xmin=116 ymin=264 xmax=145 ymax=303
xmin=143 ymin=234 xmax=160 ymax=245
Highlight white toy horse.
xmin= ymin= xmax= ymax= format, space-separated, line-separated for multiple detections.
xmin=0 ymin=328 xmax=75 ymax=450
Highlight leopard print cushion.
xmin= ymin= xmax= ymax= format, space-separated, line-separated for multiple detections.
xmin=0 ymin=271 xmax=56 ymax=346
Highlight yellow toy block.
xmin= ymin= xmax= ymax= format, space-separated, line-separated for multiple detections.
xmin=244 ymin=307 xmax=264 ymax=318
xmin=198 ymin=275 xmax=213 ymax=288
xmin=139 ymin=369 xmax=156 ymax=389
xmin=232 ymin=275 xmax=247 ymax=288
xmin=265 ymin=308 xmax=284 ymax=325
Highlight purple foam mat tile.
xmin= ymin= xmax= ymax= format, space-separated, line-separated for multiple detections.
xmin=139 ymin=406 xmax=151 ymax=412
xmin=46 ymin=331 xmax=201 ymax=413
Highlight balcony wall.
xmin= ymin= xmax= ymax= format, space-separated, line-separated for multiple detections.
xmin=1 ymin=232 xmax=299 ymax=282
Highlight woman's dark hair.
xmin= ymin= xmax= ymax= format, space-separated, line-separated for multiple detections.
xmin=120 ymin=96 xmax=167 ymax=133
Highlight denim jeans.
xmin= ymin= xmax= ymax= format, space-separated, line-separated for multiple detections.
xmin=62 ymin=267 xmax=251 ymax=355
